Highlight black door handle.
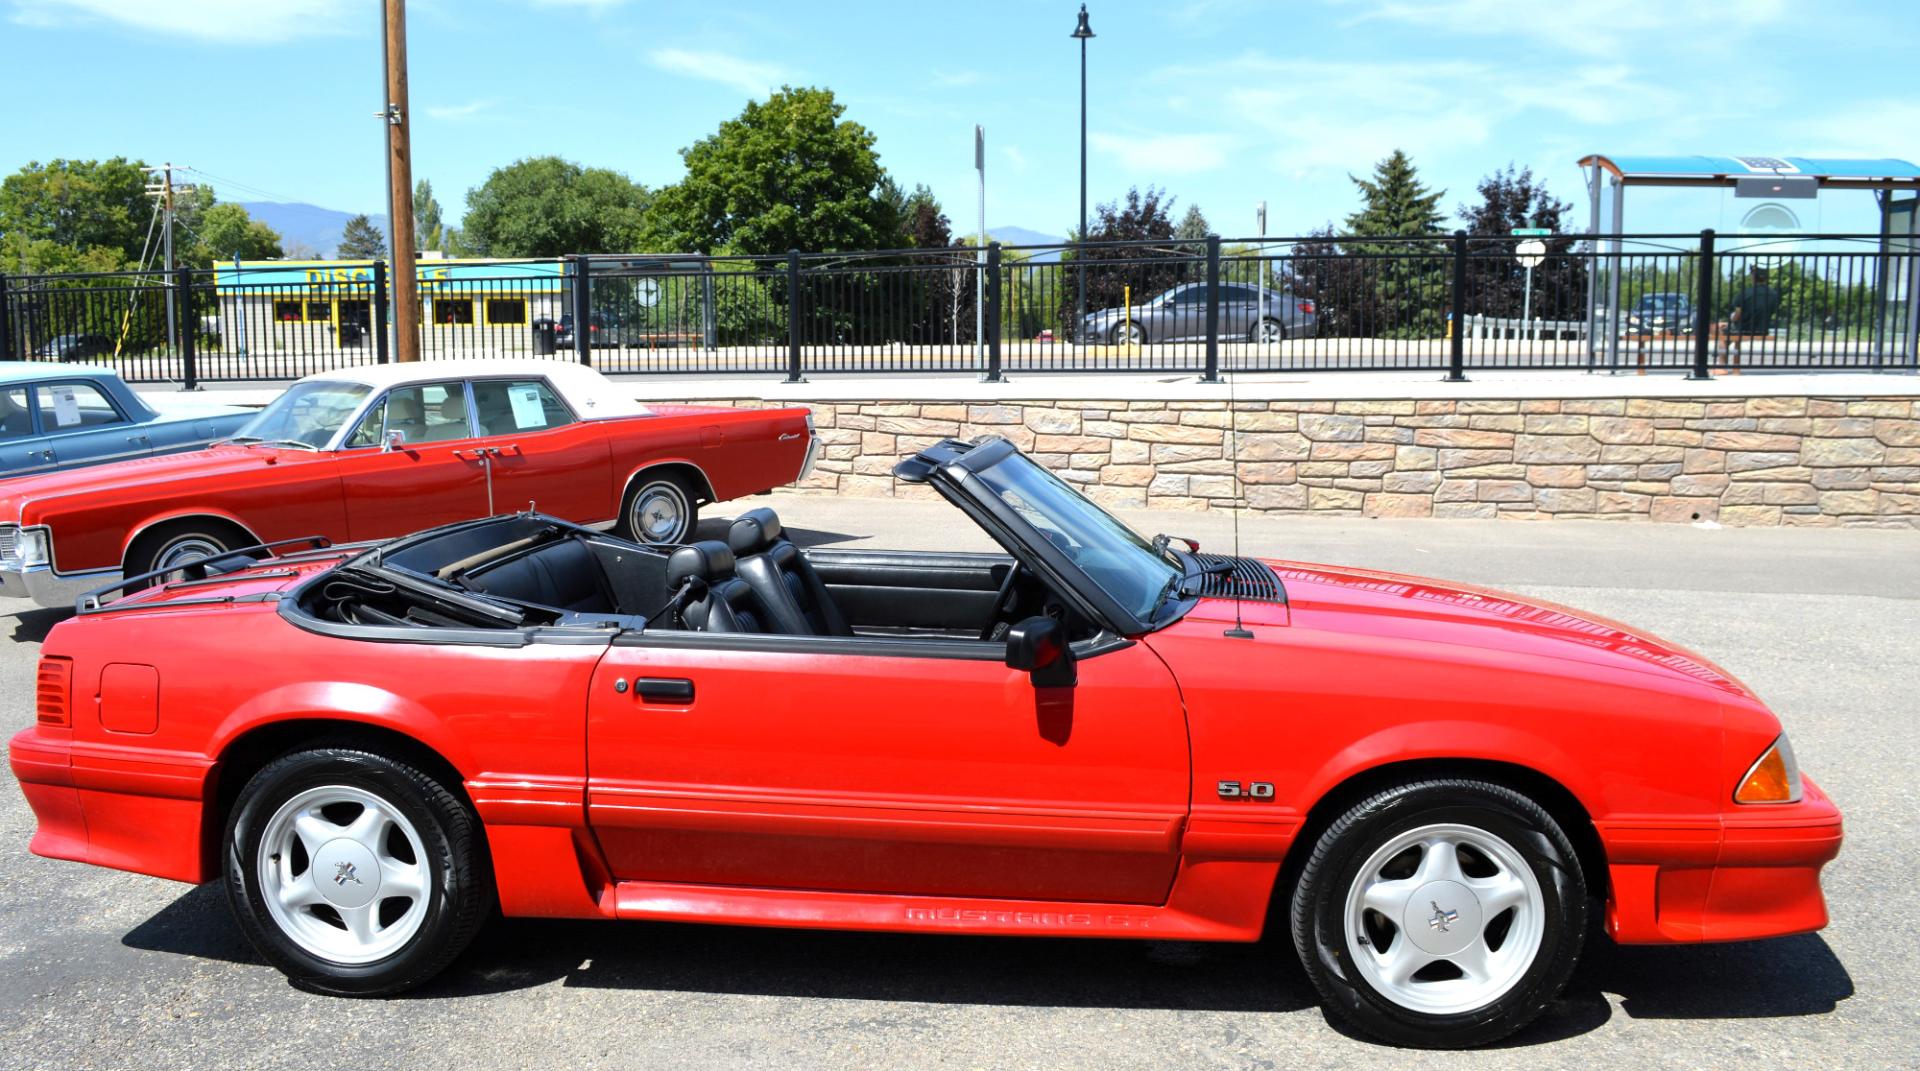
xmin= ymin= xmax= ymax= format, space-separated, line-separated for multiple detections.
xmin=635 ymin=677 xmax=695 ymax=703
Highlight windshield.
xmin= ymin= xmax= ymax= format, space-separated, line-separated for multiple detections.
xmin=235 ymin=381 xmax=372 ymax=448
xmin=971 ymin=453 xmax=1181 ymax=620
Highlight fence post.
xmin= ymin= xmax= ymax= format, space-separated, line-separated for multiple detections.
xmin=371 ymin=261 xmax=390 ymax=365
xmin=785 ymin=250 xmax=806 ymax=384
xmin=572 ymin=255 xmax=592 ymax=366
xmin=1201 ymin=233 xmax=1223 ymax=383
xmin=0 ymin=273 xmax=12 ymax=361
xmin=1445 ymin=230 xmax=1469 ymax=382
xmin=981 ymin=242 xmax=1005 ymax=383
xmin=1690 ymin=229 xmax=1715 ymax=381
xmin=175 ymin=265 xmax=199 ymax=390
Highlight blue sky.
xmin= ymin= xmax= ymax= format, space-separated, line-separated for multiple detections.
xmin=3 ymin=0 xmax=1915 ymax=245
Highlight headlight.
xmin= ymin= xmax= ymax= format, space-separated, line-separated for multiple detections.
xmin=1735 ymin=734 xmax=1804 ymax=804
xmin=1 ymin=526 xmax=51 ymax=569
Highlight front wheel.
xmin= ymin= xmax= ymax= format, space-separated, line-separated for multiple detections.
xmin=618 ymin=472 xmax=699 ymax=545
xmin=223 ymin=747 xmax=490 ymax=996
xmin=1289 ymin=779 xmax=1587 ymax=1048
xmin=1251 ymin=318 xmax=1286 ymax=344
xmin=1111 ymin=322 xmax=1146 ymax=345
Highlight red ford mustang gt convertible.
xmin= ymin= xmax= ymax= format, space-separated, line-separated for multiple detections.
xmin=8 ymin=437 xmax=1840 ymax=1048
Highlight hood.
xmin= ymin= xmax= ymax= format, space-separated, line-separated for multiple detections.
xmin=0 ymin=445 xmax=325 ymax=521
xmin=1176 ymin=557 xmax=1757 ymax=703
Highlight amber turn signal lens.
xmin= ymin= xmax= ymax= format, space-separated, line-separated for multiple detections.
xmin=1735 ymin=736 xmax=1803 ymax=804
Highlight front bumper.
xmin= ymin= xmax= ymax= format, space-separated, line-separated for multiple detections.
xmin=0 ymin=562 xmax=119 ymax=611
xmin=1600 ymin=775 xmax=1843 ymax=944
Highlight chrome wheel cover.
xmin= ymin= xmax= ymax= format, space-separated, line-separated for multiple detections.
xmin=1343 ymin=822 xmax=1545 ymax=1015
xmin=256 ymin=785 xmax=430 ymax=965
xmin=155 ymin=535 xmax=226 ymax=572
xmin=630 ymin=480 xmax=690 ymax=544
xmin=1257 ymin=319 xmax=1284 ymax=343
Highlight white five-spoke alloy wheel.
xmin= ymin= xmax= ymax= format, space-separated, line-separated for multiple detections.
xmin=257 ymin=785 xmax=430 ymax=965
xmin=1342 ymin=822 xmax=1544 ymax=1015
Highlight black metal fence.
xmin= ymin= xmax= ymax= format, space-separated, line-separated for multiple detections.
xmin=1 ymin=232 xmax=1913 ymax=385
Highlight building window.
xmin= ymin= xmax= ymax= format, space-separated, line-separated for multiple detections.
xmin=273 ymin=300 xmax=304 ymax=322
xmin=306 ymin=301 xmax=332 ymax=321
xmin=432 ymin=299 xmax=475 ymax=325
xmin=485 ymin=298 xmax=527 ymax=325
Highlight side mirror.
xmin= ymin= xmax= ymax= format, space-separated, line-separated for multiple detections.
xmin=1006 ymin=615 xmax=1076 ymax=688
xmin=382 ymin=429 xmax=406 ymax=453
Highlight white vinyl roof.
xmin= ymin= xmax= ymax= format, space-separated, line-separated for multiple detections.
xmin=297 ymin=359 xmax=652 ymax=420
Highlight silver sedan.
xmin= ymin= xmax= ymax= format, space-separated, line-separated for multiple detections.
xmin=1080 ymin=283 xmax=1320 ymax=344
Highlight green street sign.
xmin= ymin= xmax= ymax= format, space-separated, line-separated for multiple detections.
xmin=1511 ymin=227 xmax=1552 ymax=236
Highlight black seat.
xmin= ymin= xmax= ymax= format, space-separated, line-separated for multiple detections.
xmin=460 ymin=537 xmax=616 ymax=614
xmin=666 ymin=541 xmax=772 ymax=633
xmin=727 ymin=508 xmax=852 ymax=636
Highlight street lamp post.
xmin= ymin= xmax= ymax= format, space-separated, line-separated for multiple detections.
xmin=1072 ymin=4 xmax=1094 ymax=346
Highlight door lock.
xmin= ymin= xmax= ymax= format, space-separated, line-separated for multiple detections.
xmin=613 ymin=678 xmax=629 ymax=694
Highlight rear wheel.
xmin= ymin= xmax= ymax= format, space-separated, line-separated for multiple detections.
xmin=1111 ymin=322 xmax=1146 ymax=345
xmin=223 ymin=747 xmax=489 ymax=996
xmin=1251 ymin=317 xmax=1286 ymax=344
xmin=618 ymin=472 xmax=699 ymax=545
xmin=1289 ymin=779 xmax=1586 ymax=1048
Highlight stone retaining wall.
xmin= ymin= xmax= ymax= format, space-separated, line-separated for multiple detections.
xmin=713 ymin=396 xmax=1920 ymax=528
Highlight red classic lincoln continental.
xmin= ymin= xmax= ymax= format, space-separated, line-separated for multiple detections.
xmin=0 ymin=359 xmax=815 ymax=608
xmin=7 ymin=438 xmax=1840 ymax=1048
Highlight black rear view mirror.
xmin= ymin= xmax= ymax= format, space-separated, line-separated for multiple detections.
xmin=1006 ymin=615 xmax=1076 ymax=687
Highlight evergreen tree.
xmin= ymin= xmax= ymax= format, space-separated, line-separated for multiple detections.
xmin=1175 ymin=203 xmax=1210 ymax=242
xmin=413 ymin=179 xmax=457 ymax=254
xmin=1341 ymin=150 xmax=1447 ymax=339
xmin=337 ymin=214 xmax=387 ymax=260
xmin=1345 ymin=150 xmax=1446 ymax=238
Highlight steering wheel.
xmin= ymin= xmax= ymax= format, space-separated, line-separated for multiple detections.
xmin=979 ymin=563 xmax=1024 ymax=641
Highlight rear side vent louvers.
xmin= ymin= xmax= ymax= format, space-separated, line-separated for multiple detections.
xmin=1193 ymin=554 xmax=1286 ymax=604
xmin=36 ymin=656 xmax=72 ymax=727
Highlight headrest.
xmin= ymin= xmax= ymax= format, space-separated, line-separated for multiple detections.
xmin=726 ymin=508 xmax=783 ymax=555
xmin=666 ymin=540 xmax=735 ymax=588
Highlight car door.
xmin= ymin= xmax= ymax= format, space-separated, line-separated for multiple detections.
xmin=467 ymin=377 xmax=612 ymax=523
xmin=1166 ymin=285 xmax=1211 ymax=340
xmin=0 ymin=384 xmax=52 ymax=476
xmin=28 ymin=379 xmax=152 ymax=469
xmin=334 ymin=380 xmax=493 ymax=540
xmin=585 ymin=632 xmax=1191 ymax=905
xmin=1218 ymin=284 xmax=1258 ymax=339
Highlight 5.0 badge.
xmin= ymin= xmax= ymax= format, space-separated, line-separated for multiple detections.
xmin=1216 ymin=780 xmax=1275 ymax=800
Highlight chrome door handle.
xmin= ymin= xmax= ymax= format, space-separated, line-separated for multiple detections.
xmin=488 ymin=444 xmax=519 ymax=456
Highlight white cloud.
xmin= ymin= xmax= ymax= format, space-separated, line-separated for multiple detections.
xmin=647 ymin=48 xmax=788 ymax=99
xmin=424 ymin=99 xmax=495 ymax=122
xmin=1002 ymin=145 xmax=1028 ymax=173
xmin=1340 ymin=0 xmax=1787 ymax=56
xmin=9 ymin=0 xmax=358 ymax=43
xmin=1789 ymin=101 xmax=1920 ymax=160
xmin=1090 ymin=132 xmax=1234 ymax=175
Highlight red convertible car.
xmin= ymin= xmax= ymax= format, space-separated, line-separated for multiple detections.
xmin=8 ymin=437 xmax=1840 ymax=1048
xmin=0 ymin=359 xmax=815 ymax=608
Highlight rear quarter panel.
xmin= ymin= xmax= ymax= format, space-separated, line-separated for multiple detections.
xmin=600 ymin=404 xmax=810 ymax=503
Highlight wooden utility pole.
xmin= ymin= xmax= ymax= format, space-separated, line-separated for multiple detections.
xmin=383 ymin=0 xmax=421 ymax=361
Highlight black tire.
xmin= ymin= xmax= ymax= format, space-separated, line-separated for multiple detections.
xmin=1250 ymin=317 xmax=1287 ymax=344
xmin=124 ymin=521 xmax=243 ymax=584
xmin=1110 ymin=322 xmax=1147 ymax=345
xmin=617 ymin=471 xmax=700 ymax=545
xmin=223 ymin=747 xmax=491 ymax=996
xmin=1289 ymin=779 xmax=1587 ymax=1049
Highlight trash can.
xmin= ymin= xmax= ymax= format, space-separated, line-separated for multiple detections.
xmin=532 ymin=318 xmax=558 ymax=355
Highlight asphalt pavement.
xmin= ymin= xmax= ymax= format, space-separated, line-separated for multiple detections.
xmin=1 ymin=495 xmax=1915 ymax=1070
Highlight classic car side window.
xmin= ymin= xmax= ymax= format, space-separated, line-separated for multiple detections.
xmin=344 ymin=397 xmax=388 ymax=448
xmin=34 ymin=382 xmax=125 ymax=431
xmin=382 ymin=382 xmax=474 ymax=445
xmin=470 ymin=379 xmax=574 ymax=436
xmin=0 ymin=388 xmax=32 ymax=439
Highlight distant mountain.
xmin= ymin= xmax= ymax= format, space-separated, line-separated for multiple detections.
xmin=238 ymin=202 xmax=390 ymax=260
xmin=990 ymin=226 xmax=1064 ymax=248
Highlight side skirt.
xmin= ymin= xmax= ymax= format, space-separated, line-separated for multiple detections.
xmin=609 ymin=859 xmax=1281 ymax=942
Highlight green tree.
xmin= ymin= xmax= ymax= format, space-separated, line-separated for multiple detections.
xmin=1175 ymin=203 xmax=1210 ymax=242
xmin=337 ymin=214 xmax=387 ymax=259
xmin=0 ymin=157 xmax=152 ymax=272
xmin=1346 ymin=150 xmax=1446 ymax=239
xmin=461 ymin=157 xmax=649 ymax=257
xmin=413 ymin=179 xmax=463 ymax=254
xmin=644 ymin=87 xmax=891 ymax=255
xmin=1060 ymin=186 xmax=1184 ymax=339
xmin=188 ymin=202 xmax=283 ymax=265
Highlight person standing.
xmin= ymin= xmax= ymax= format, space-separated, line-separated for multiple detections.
xmin=1714 ymin=266 xmax=1781 ymax=375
